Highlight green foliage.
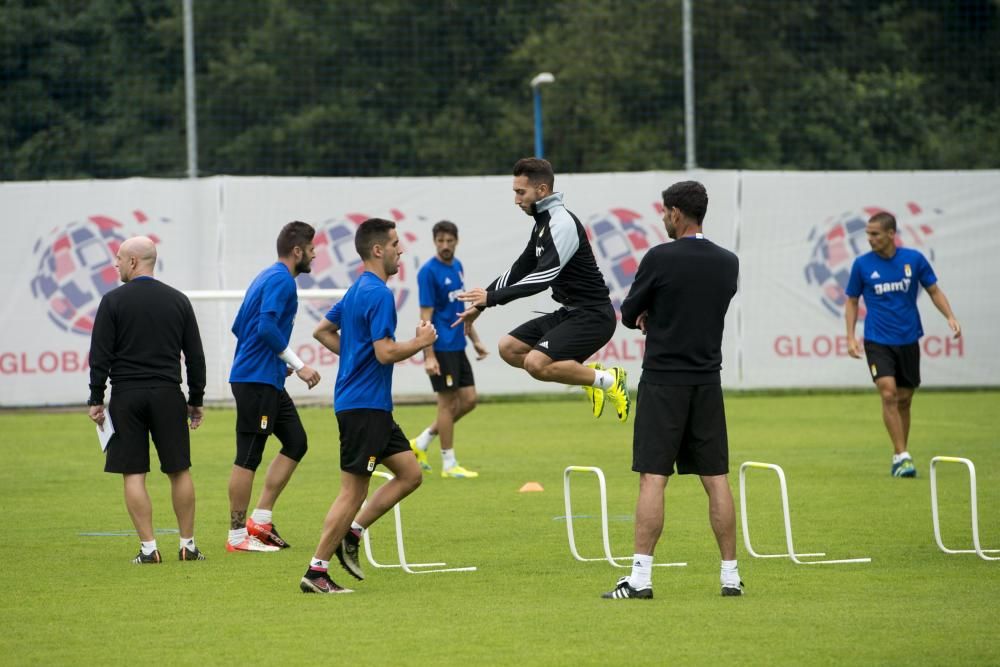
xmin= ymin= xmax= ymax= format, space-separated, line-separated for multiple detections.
xmin=1 ymin=392 xmax=999 ymax=664
xmin=2 ymin=0 xmax=998 ymax=178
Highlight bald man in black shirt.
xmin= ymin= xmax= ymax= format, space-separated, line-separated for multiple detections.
xmin=88 ymin=236 xmax=207 ymax=564
xmin=602 ymin=181 xmax=742 ymax=600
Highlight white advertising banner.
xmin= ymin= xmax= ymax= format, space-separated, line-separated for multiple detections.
xmin=1 ymin=170 xmax=996 ymax=406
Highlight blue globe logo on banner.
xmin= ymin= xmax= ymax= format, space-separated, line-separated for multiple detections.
xmin=297 ymin=211 xmax=422 ymax=320
xmin=804 ymin=204 xmax=937 ymax=318
xmin=585 ymin=208 xmax=667 ymax=316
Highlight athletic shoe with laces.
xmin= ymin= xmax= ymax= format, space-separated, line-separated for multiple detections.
xmin=247 ymin=517 xmax=291 ymax=548
xmin=604 ymin=366 xmax=630 ymax=423
xmin=891 ymin=456 xmax=917 ymax=478
xmin=335 ymin=531 xmax=365 ymax=581
xmin=226 ymin=535 xmax=280 ymax=552
xmin=441 ymin=464 xmax=479 ymax=479
xmin=601 ymin=576 xmax=652 ymax=600
xmin=132 ymin=549 xmax=162 ymax=565
xmin=721 ymin=580 xmax=745 ymax=597
xmin=178 ymin=546 xmax=206 ymax=561
xmin=582 ymin=361 xmax=606 ymax=418
xmin=409 ymin=438 xmax=432 ymax=473
xmin=300 ymin=571 xmax=353 ymax=594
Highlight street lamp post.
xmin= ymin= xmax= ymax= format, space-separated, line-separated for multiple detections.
xmin=531 ymin=72 xmax=555 ymax=158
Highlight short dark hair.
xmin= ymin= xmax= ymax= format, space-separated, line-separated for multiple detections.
xmin=432 ymin=220 xmax=459 ymax=238
xmin=868 ymin=211 xmax=897 ymax=232
xmin=513 ymin=157 xmax=555 ymax=190
xmin=355 ymin=218 xmax=396 ymax=260
xmin=662 ymin=181 xmax=709 ymax=224
xmin=276 ymin=221 xmax=315 ymax=257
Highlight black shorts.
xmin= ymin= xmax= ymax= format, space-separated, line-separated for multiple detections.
xmin=428 ymin=350 xmax=475 ymax=392
xmin=105 ymin=386 xmax=191 ymax=475
xmin=231 ymin=382 xmax=307 ymax=469
xmin=863 ymin=341 xmax=921 ymax=389
xmin=508 ymin=303 xmax=616 ymax=362
xmin=336 ymin=409 xmax=412 ymax=476
xmin=632 ymin=381 xmax=729 ymax=476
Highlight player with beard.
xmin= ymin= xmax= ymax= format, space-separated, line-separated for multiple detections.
xmin=226 ymin=221 xmax=322 ymax=553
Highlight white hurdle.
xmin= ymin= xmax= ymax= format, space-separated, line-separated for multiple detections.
xmin=362 ymin=470 xmax=477 ymax=574
xmin=930 ymin=456 xmax=999 ymax=562
xmin=739 ymin=461 xmax=871 ymax=565
xmin=563 ymin=466 xmax=686 ymax=568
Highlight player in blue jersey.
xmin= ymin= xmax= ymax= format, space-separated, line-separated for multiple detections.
xmin=300 ymin=218 xmax=437 ymax=594
xmin=226 ymin=221 xmax=322 ymax=552
xmin=845 ymin=212 xmax=961 ymax=478
xmin=408 ymin=220 xmax=489 ymax=479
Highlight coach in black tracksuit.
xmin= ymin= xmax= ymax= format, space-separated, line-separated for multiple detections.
xmin=87 ymin=235 xmax=207 ymax=564
xmin=603 ymin=180 xmax=744 ymax=601
xmin=456 ymin=158 xmax=629 ymax=422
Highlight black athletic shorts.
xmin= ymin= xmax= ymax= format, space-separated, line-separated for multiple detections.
xmin=863 ymin=341 xmax=921 ymax=388
xmin=336 ymin=409 xmax=412 ymax=476
xmin=231 ymin=382 xmax=307 ymax=468
xmin=632 ymin=381 xmax=729 ymax=477
xmin=428 ymin=350 xmax=475 ymax=392
xmin=105 ymin=386 xmax=191 ymax=475
xmin=508 ymin=303 xmax=616 ymax=362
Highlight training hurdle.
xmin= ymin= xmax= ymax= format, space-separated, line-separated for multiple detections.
xmin=930 ymin=456 xmax=999 ymax=562
xmin=739 ymin=461 xmax=871 ymax=565
xmin=362 ymin=470 xmax=477 ymax=574
xmin=563 ymin=466 xmax=687 ymax=568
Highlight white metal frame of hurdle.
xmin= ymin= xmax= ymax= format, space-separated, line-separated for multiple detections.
xmin=929 ymin=456 xmax=999 ymax=562
xmin=563 ymin=466 xmax=686 ymax=568
xmin=361 ymin=470 xmax=477 ymax=574
xmin=739 ymin=461 xmax=871 ymax=565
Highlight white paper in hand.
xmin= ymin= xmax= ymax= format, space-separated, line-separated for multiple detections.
xmin=97 ymin=413 xmax=115 ymax=452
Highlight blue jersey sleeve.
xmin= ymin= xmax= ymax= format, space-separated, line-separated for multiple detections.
xmin=368 ymin=288 xmax=397 ymax=343
xmin=325 ymin=301 xmax=343 ymax=326
xmin=417 ymin=264 xmax=435 ymax=308
xmin=845 ymin=259 xmax=864 ymax=298
xmin=916 ymin=253 xmax=938 ymax=288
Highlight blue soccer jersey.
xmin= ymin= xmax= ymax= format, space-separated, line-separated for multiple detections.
xmin=229 ymin=263 xmax=298 ymax=389
xmin=845 ymin=247 xmax=937 ymax=345
xmin=326 ymin=271 xmax=397 ymax=413
xmin=417 ymin=256 xmax=467 ymax=352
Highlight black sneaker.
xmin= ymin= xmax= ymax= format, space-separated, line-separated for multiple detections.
xmin=601 ymin=576 xmax=653 ymax=600
xmin=335 ymin=531 xmax=364 ymax=581
xmin=132 ymin=549 xmax=162 ymax=565
xmin=179 ymin=546 xmax=206 ymax=561
xmin=300 ymin=571 xmax=353 ymax=594
xmin=721 ymin=581 xmax=745 ymax=597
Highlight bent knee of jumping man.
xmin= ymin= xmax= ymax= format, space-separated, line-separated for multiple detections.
xmin=522 ymin=350 xmax=554 ymax=380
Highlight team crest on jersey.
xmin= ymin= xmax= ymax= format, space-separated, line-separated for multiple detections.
xmin=904 ymin=264 xmax=912 ymax=277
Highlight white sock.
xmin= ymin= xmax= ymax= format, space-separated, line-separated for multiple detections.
xmin=416 ymin=427 xmax=435 ymax=450
xmin=442 ymin=448 xmax=457 ymax=470
xmin=228 ymin=528 xmax=247 ymax=546
xmin=180 ymin=537 xmax=196 ymax=551
xmin=721 ymin=559 xmax=740 ymax=586
xmin=892 ymin=452 xmax=912 ymax=464
xmin=251 ymin=508 xmax=273 ymax=524
xmin=309 ymin=557 xmax=329 ymax=571
xmin=628 ymin=554 xmax=653 ymax=589
xmin=140 ymin=540 xmax=158 ymax=556
xmin=592 ymin=370 xmax=615 ymax=390
xmin=350 ymin=521 xmax=366 ymax=536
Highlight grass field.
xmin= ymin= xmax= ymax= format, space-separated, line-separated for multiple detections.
xmin=2 ymin=391 xmax=998 ymax=666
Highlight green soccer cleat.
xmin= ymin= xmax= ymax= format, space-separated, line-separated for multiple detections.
xmin=409 ymin=438 xmax=432 ymax=473
xmin=604 ymin=366 xmax=630 ymax=423
xmin=892 ymin=456 xmax=917 ymax=478
xmin=583 ymin=361 xmax=606 ymax=418
xmin=441 ymin=465 xmax=479 ymax=479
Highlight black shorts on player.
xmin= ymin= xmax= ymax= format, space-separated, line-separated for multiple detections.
xmin=105 ymin=386 xmax=191 ymax=474
xmin=508 ymin=303 xmax=616 ymax=362
xmin=336 ymin=409 xmax=412 ymax=476
xmin=231 ymin=382 xmax=308 ymax=471
xmin=863 ymin=340 xmax=921 ymax=388
xmin=428 ymin=350 xmax=475 ymax=393
xmin=632 ymin=382 xmax=729 ymax=477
